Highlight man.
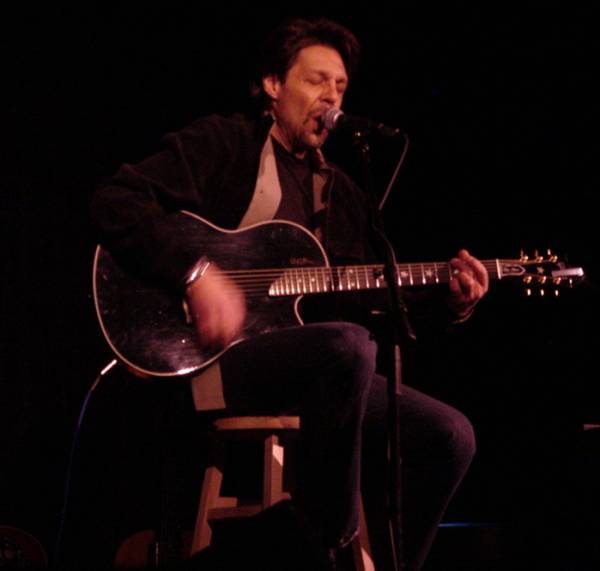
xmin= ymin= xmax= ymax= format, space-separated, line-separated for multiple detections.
xmin=92 ymin=18 xmax=487 ymax=570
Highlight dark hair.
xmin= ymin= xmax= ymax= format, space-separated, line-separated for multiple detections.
xmin=250 ymin=17 xmax=361 ymax=109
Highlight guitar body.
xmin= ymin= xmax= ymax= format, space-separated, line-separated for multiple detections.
xmin=94 ymin=213 xmax=329 ymax=378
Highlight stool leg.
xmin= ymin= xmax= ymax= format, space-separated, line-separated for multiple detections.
xmin=263 ymin=434 xmax=286 ymax=508
xmin=191 ymin=465 xmax=223 ymax=556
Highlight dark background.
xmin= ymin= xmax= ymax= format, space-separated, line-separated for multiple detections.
xmin=2 ymin=4 xmax=598 ymax=569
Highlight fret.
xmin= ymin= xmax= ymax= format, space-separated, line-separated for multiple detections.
xmin=318 ymin=267 xmax=326 ymax=293
xmin=325 ymin=269 xmax=333 ymax=292
xmin=291 ymin=269 xmax=297 ymax=294
xmin=420 ymin=263 xmax=426 ymax=285
xmin=319 ymin=269 xmax=326 ymax=293
xmin=375 ymin=267 xmax=384 ymax=288
xmin=422 ymin=263 xmax=435 ymax=284
xmin=323 ymin=268 xmax=331 ymax=292
xmin=361 ymin=266 xmax=368 ymax=290
xmin=296 ymin=269 xmax=303 ymax=294
xmin=402 ymin=267 xmax=412 ymax=286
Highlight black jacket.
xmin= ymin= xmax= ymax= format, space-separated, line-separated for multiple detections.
xmin=91 ymin=112 xmax=453 ymax=332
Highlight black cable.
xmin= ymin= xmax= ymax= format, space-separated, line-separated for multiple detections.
xmin=52 ymin=359 xmax=118 ymax=566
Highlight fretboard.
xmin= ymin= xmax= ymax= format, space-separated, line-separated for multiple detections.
xmin=268 ymin=260 xmax=502 ymax=296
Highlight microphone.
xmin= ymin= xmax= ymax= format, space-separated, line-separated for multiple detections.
xmin=321 ymin=108 xmax=402 ymax=138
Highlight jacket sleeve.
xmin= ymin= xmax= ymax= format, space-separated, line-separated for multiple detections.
xmin=90 ymin=116 xmax=234 ymax=289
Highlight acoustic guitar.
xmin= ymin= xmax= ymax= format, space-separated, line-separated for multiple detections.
xmin=93 ymin=211 xmax=585 ymax=379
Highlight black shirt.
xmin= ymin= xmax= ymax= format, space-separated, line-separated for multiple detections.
xmin=271 ymin=136 xmax=315 ymax=229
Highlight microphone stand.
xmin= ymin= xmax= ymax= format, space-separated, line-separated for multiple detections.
xmin=352 ymin=131 xmax=415 ymax=571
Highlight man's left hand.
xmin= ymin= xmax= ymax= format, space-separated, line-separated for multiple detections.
xmin=447 ymin=249 xmax=489 ymax=321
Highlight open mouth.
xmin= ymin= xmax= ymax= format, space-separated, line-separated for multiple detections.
xmin=312 ymin=114 xmax=326 ymax=134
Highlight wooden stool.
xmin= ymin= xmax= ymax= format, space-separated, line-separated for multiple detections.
xmin=191 ymin=415 xmax=375 ymax=570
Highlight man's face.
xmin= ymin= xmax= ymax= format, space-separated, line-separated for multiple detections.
xmin=264 ymin=44 xmax=349 ymax=156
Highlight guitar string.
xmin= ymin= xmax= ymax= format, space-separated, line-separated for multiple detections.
xmin=216 ymin=260 xmax=514 ymax=286
xmin=213 ymin=259 xmax=556 ymax=297
xmin=217 ymin=260 xmax=507 ymax=281
xmin=218 ymin=259 xmax=508 ymax=276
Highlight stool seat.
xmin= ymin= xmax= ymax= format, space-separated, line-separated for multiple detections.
xmin=191 ymin=415 xmax=375 ymax=570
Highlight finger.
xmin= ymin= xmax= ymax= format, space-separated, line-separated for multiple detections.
xmin=471 ymin=258 xmax=489 ymax=291
xmin=197 ymin=311 xmax=218 ymax=348
xmin=222 ymin=307 xmax=242 ymax=346
xmin=460 ymin=250 xmax=489 ymax=290
xmin=452 ymin=252 xmax=488 ymax=293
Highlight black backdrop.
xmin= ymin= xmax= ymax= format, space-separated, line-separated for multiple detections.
xmin=2 ymin=4 xmax=598 ymax=568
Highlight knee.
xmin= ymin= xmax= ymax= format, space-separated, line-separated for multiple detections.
xmin=321 ymin=322 xmax=377 ymax=396
xmin=440 ymin=408 xmax=477 ymax=472
xmin=327 ymin=323 xmax=376 ymax=373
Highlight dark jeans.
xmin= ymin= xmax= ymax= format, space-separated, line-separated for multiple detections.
xmin=215 ymin=322 xmax=476 ymax=571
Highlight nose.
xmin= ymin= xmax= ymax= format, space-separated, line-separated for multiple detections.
xmin=322 ymin=79 xmax=341 ymax=106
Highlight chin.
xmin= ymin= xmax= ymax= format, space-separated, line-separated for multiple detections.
xmin=305 ymin=133 xmax=327 ymax=149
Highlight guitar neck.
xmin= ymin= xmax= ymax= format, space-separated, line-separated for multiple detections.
xmin=268 ymin=260 xmax=502 ymax=296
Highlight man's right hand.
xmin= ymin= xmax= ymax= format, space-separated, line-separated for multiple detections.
xmin=185 ymin=264 xmax=246 ymax=349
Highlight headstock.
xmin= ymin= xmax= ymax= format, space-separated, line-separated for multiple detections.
xmin=499 ymin=249 xmax=585 ymax=296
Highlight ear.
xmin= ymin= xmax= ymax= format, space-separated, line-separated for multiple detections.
xmin=262 ymin=75 xmax=282 ymax=101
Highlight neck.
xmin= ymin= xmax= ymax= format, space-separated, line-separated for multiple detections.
xmin=269 ymin=123 xmax=307 ymax=160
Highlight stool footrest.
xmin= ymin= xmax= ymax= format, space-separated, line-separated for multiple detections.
xmin=192 ymin=415 xmax=372 ymax=569
xmin=214 ymin=496 xmax=238 ymax=508
xmin=209 ymin=505 xmax=263 ymax=519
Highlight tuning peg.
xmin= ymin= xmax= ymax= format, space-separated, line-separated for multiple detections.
xmin=546 ymin=248 xmax=558 ymax=263
xmin=534 ymin=249 xmax=544 ymax=263
xmin=520 ymin=249 xmax=528 ymax=262
xmin=526 ymin=288 xmax=532 ymax=297
xmin=540 ymin=289 xmax=545 ymax=297
xmin=523 ymin=276 xmax=533 ymax=285
xmin=554 ymin=289 xmax=560 ymax=297
xmin=537 ymin=276 xmax=547 ymax=285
